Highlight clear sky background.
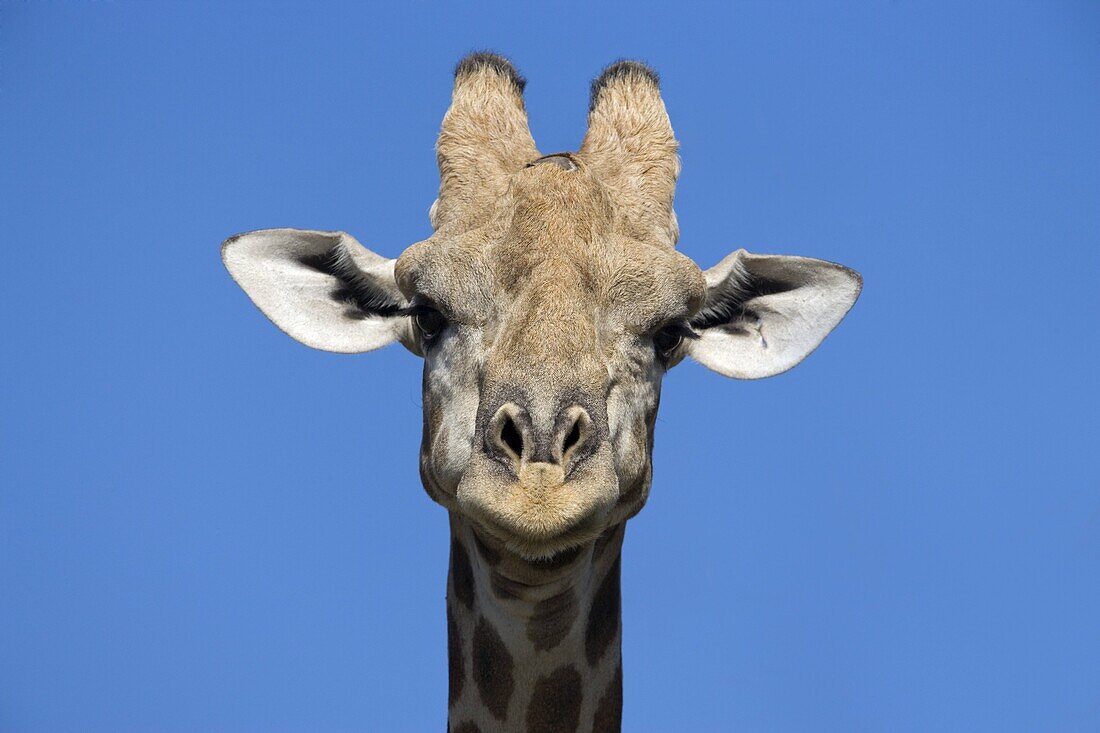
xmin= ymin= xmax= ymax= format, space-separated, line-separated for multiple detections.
xmin=1 ymin=2 xmax=1097 ymax=731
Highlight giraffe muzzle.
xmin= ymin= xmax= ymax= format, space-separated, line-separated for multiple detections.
xmin=484 ymin=401 xmax=598 ymax=479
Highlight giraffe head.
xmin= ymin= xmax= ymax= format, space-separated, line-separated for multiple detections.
xmin=222 ymin=54 xmax=861 ymax=560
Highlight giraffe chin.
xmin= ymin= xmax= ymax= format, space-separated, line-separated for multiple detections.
xmin=455 ymin=455 xmax=619 ymax=560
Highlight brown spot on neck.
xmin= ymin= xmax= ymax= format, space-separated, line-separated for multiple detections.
xmin=452 ymin=722 xmax=481 ymax=733
xmin=447 ymin=606 xmax=464 ymax=708
xmin=525 ymin=665 xmax=583 ymax=733
xmin=451 ymin=537 xmax=476 ymax=611
xmin=585 ymin=555 xmax=621 ymax=666
xmin=447 ymin=519 xmax=626 ymax=729
xmin=591 ymin=662 xmax=623 ymax=732
xmin=472 ymin=616 xmax=515 ymax=721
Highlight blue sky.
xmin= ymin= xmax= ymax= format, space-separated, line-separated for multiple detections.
xmin=1 ymin=2 xmax=1097 ymax=731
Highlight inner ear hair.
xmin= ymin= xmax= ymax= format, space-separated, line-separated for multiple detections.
xmin=298 ymin=246 xmax=404 ymax=319
xmin=689 ymin=259 xmax=795 ymax=332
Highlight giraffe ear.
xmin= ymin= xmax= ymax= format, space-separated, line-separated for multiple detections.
xmin=685 ymin=249 xmax=861 ymax=379
xmin=222 ymin=228 xmax=414 ymax=354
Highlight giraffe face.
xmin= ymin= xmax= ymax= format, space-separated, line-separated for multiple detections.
xmin=221 ymin=55 xmax=861 ymax=560
xmin=394 ymin=162 xmax=705 ymax=557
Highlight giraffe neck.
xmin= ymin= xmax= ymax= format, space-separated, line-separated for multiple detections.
xmin=446 ymin=513 xmax=624 ymax=733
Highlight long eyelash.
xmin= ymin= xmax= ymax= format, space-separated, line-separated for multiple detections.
xmin=690 ymin=261 xmax=793 ymax=330
xmin=665 ymin=321 xmax=701 ymax=340
xmin=396 ymin=302 xmax=439 ymax=318
xmin=298 ymin=247 xmax=404 ymax=316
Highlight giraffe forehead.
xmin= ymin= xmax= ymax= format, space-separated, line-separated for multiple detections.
xmin=496 ymin=167 xmax=702 ymax=317
xmin=485 ymin=239 xmax=705 ymax=337
xmin=396 ymin=166 xmax=704 ymax=325
xmin=410 ymin=237 xmax=701 ymax=329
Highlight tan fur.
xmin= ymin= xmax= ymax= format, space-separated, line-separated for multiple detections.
xmin=411 ymin=60 xmax=694 ymax=729
xmin=221 ymin=53 xmax=861 ymax=732
xmin=396 ymin=155 xmax=703 ymax=559
xmin=434 ymin=60 xmax=540 ymax=231
xmin=581 ymin=65 xmax=681 ymax=246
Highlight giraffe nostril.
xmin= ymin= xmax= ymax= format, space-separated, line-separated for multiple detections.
xmin=558 ymin=407 xmax=593 ymax=467
xmin=485 ymin=403 xmax=529 ymax=471
xmin=562 ymin=420 xmax=581 ymax=454
xmin=485 ymin=402 xmax=596 ymax=471
xmin=500 ymin=415 xmax=524 ymax=458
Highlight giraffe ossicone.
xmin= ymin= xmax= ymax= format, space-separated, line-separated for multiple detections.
xmin=222 ymin=52 xmax=861 ymax=732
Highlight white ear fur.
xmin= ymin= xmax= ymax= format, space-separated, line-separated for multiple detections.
xmin=686 ymin=249 xmax=861 ymax=379
xmin=221 ymin=228 xmax=407 ymax=354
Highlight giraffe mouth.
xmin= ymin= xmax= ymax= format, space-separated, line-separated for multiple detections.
xmin=454 ymin=449 xmax=619 ymax=558
xmin=467 ymin=505 xmax=608 ymax=560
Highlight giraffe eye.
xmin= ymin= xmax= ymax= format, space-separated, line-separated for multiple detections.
xmin=413 ymin=308 xmax=447 ymax=340
xmin=654 ymin=322 xmax=695 ymax=360
xmin=654 ymin=330 xmax=681 ymax=356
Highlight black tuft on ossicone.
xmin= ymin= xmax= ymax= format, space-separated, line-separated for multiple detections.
xmin=589 ymin=60 xmax=660 ymax=112
xmin=455 ymin=51 xmax=527 ymax=94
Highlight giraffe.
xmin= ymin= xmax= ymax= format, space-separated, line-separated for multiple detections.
xmin=222 ymin=53 xmax=861 ymax=732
